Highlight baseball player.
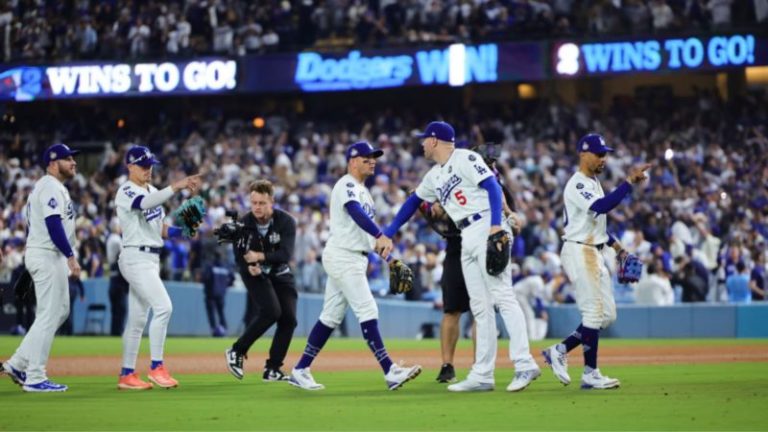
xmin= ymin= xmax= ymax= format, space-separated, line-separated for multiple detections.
xmin=541 ymin=133 xmax=649 ymax=390
xmin=382 ymin=121 xmax=540 ymax=392
xmin=288 ymin=141 xmax=422 ymax=391
xmin=1 ymin=144 xmax=81 ymax=392
xmin=115 ymin=146 xmax=200 ymax=390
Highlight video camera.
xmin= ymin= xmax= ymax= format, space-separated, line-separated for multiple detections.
xmin=213 ymin=210 xmax=251 ymax=244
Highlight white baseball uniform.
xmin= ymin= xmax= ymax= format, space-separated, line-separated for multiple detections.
xmin=318 ymin=174 xmax=379 ymax=327
xmin=7 ymin=175 xmax=75 ymax=385
xmin=115 ymin=181 xmax=173 ymax=369
xmin=561 ymin=171 xmax=617 ymax=329
xmin=415 ymin=149 xmax=537 ymax=384
xmin=513 ymin=275 xmax=548 ymax=341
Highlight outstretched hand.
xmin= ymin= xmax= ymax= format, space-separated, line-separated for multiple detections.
xmin=627 ymin=163 xmax=652 ymax=184
xmin=173 ymin=173 xmax=202 ymax=194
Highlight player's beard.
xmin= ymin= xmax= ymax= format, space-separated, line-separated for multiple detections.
xmin=58 ymin=161 xmax=76 ymax=180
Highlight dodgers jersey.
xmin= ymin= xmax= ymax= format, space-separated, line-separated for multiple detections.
xmin=25 ymin=175 xmax=76 ymax=251
xmin=562 ymin=171 xmax=609 ymax=245
xmin=115 ymin=181 xmax=165 ymax=248
xmin=326 ymin=174 xmax=377 ymax=252
xmin=415 ymin=149 xmax=494 ymax=224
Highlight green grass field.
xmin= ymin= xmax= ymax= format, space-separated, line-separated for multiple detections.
xmin=0 ymin=337 xmax=766 ymax=431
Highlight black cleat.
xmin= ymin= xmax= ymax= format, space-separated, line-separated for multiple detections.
xmin=436 ymin=363 xmax=456 ymax=383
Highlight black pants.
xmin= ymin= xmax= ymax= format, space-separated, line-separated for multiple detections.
xmin=204 ymin=292 xmax=227 ymax=329
xmin=233 ymin=272 xmax=298 ymax=370
xmin=109 ymin=276 xmax=129 ymax=336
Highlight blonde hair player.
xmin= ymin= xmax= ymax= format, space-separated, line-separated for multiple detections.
xmin=1 ymin=144 xmax=81 ymax=392
xmin=541 ymin=133 xmax=650 ymax=390
xmin=381 ymin=121 xmax=541 ymax=392
xmin=115 ymin=146 xmax=201 ymax=390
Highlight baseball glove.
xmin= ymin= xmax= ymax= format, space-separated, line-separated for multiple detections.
xmin=486 ymin=230 xmax=510 ymax=276
xmin=617 ymin=251 xmax=643 ymax=284
xmin=389 ymin=259 xmax=413 ymax=295
xmin=172 ymin=196 xmax=206 ymax=238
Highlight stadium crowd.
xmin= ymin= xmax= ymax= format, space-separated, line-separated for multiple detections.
xmin=1 ymin=86 xmax=767 ymax=330
xmin=1 ymin=0 xmax=766 ymax=62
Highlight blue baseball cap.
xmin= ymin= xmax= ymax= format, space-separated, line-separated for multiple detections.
xmin=43 ymin=143 xmax=80 ymax=165
xmin=418 ymin=121 xmax=455 ymax=142
xmin=125 ymin=146 xmax=161 ymax=167
xmin=577 ymin=133 xmax=614 ymax=154
xmin=346 ymin=141 xmax=383 ymax=161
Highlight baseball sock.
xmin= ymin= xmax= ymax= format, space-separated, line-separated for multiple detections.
xmin=120 ymin=367 xmax=135 ymax=376
xmin=580 ymin=326 xmax=600 ymax=372
xmin=296 ymin=320 xmax=334 ymax=369
xmin=560 ymin=324 xmax=585 ymax=352
xmin=361 ymin=319 xmax=393 ymax=374
xmin=151 ymin=360 xmax=163 ymax=370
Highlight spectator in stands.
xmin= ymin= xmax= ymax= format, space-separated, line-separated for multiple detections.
xmin=672 ymin=255 xmax=708 ymax=302
xmin=635 ymin=263 xmax=675 ymax=306
xmin=750 ymin=250 xmax=766 ymax=301
xmin=726 ymin=261 xmax=752 ymax=304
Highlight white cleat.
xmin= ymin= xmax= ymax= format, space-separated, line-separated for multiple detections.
xmin=580 ymin=369 xmax=620 ymax=390
xmin=385 ymin=363 xmax=422 ymax=391
xmin=288 ymin=368 xmax=325 ymax=391
xmin=447 ymin=378 xmax=494 ymax=392
xmin=542 ymin=345 xmax=571 ymax=386
xmin=506 ymin=368 xmax=541 ymax=392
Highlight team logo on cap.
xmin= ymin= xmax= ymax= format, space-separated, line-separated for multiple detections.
xmin=350 ymin=149 xmax=358 ymax=157
xmin=50 ymin=151 xmax=57 ymax=161
xmin=582 ymin=143 xmax=589 ymax=151
xmin=599 ymin=137 xmax=606 ymax=146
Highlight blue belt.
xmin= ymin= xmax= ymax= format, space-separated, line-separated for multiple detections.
xmin=457 ymin=213 xmax=483 ymax=230
xmin=135 ymin=246 xmax=162 ymax=254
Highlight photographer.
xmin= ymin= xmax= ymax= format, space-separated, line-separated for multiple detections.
xmin=223 ymin=180 xmax=298 ymax=382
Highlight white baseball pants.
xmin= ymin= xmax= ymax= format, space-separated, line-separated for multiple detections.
xmin=119 ymin=248 xmax=173 ymax=369
xmin=7 ymin=248 xmax=70 ymax=385
xmin=560 ymin=241 xmax=617 ymax=329
xmin=460 ymin=219 xmax=537 ymax=384
xmin=318 ymin=246 xmax=378 ymax=327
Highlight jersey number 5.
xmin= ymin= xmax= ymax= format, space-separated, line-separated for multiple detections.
xmin=454 ymin=190 xmax=467 ymax=206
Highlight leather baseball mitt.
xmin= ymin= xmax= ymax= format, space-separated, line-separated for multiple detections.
xmin=172 ymin=196 xmax=207 ymax=237
xmin=389 ymin=259 xmax=413 ymax=295
xmin=486 ymin=230 xmax=510 ymax=276
xmin=617 ymin=251 xmax=642 ymax=284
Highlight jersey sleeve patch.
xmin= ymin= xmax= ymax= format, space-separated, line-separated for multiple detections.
xmin=346 ymin=182 xmax=354 ymax=188
xmin=576 ymin=183 xmax=584 ymax=189
xmin=47 ymin=197 xmax=58 ymax=209
xmin=468 ymin=154 xmax=476 ymax=161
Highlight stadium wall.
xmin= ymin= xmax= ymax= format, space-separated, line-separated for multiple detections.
xmin=70 ymin=279 xmax=768 ymax=338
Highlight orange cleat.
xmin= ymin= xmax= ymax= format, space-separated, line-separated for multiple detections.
xmin=147 ymin=365 xmax=179 ymax=389
xmin=118 ymin=373 xmax=153 ymax=390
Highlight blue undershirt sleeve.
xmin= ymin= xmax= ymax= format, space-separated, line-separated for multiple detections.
xmin=44 ymin=215 xmax=74 ymax=258
xmin=383 ymin=194 xmax=423 ymax=238
xmin=479 ymin=177 xmax=502 ymax=226
xmin=344 ymin=201 xmax=382 ymax=238
xmin=589 ymin=181 xmax=632 ymax=215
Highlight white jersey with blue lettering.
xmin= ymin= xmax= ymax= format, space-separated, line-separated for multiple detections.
xmin=562 ymin=171 xmax=609 ymax=245
xmin=415 ymin=148 xmax=494 ymax=224
xmin=115 ymin=181 xmax=165 ymax=248
xmin=24 ymin=174 xmax=76 ymax=251
xmin=325 ymin=174 xmax=377 ymax=252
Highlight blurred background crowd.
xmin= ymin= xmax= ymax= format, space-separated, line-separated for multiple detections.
xmin=1 ymin=0 xmax=767 ymax=62
xmin=1 ymin=87 xmax=766 ymax=320
xmin=1 ymin=0 xmax=767 ymax=337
